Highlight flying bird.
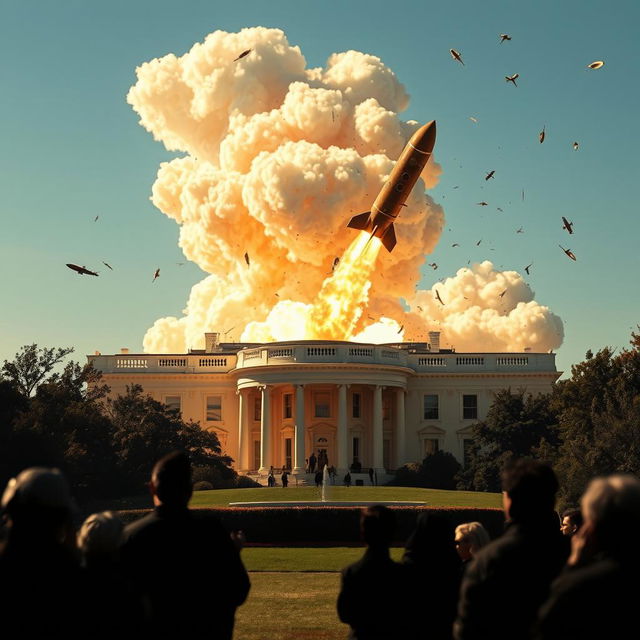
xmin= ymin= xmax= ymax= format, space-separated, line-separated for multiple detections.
xmin=559 ymin=245 xmax=577 ymax=261
xmin=485 ymin=170 xmax=495 ymax=181
xmin=516 ymin=227 xmax=524 ymax=234
xmin=233 ymin=49 xmax=252 ymax=62
xmin=499 ymin=34 xmax=512 ymax=43
xmin=524 ymin=263 xmax=533 ymax=275
xmin=102 ymin=261 xmax=113 ymax=270
xmin=477 ymin=201 xmax=488 ymax=206
xmin=397 ymin=324 xmax=404 ymax=334
xmin=332 ymin=257 xmax=340 ymax=271
xmin=496 ymin=207 xmax=504 ymax=212
xmin=417 ymin=306 xmax=423 ymax=312
xmin=152 ymin=268 xmax=160 ymax=283
xmin=428 ymin=262 xmax=438 ymax=270
xmin=539 ymin=126 xmax=546 ymax=144
xmin=505 ymin=73 xmax=519 ymax=86
xmin=561 ymin=216 xmax=574 ymax=234
xmin=450 ymin=49 xmax=464 ymax=65
xmin=435 ymin=290 xmax=445 ymax=305
xmin=244 ymin=252 xmax=250 ymax=266
xmin=66 ymin=263 xmax=98 ymax=277
xmin=499 ymin=289 xmax=507 ymax=298
xmin=573 ymin=141 xmax=579 ymax=150
xmin=587 ymin=60 xmax=604 ymax=70
xmin=93 ymin=215 xmax=99 ymax=222
xmin=476 ymin=239 xmax=482 ymax=246
xmin=452 ymin=243 xmax=460 ymax=247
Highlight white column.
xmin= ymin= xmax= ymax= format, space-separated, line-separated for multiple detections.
xmin=258 ymin=385 xmax=271 ymax=473
xmin=237 ymin=389 xmax=249 ymax=472
xmin=293 ymin=384 xmax=305 ymax=474
xmin=372 ymin=385 xmax=383 ymax=470
xmin=395 ymin=388 xmax=406 ymax=469
xmin=337 ymin=384 xmax=348 ymax=472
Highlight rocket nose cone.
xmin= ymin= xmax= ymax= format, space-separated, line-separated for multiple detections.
xmin=411 ymin=120 xmax=437 ymax=153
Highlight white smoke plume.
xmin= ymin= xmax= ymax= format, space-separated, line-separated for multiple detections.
xmin=129 ymin=27 xmax=563 ymax=353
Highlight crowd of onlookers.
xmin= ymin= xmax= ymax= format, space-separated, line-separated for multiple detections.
xmin=1 ymin=454 xmax=638 ymax=639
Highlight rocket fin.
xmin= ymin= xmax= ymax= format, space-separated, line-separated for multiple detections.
xmin=380 ymin=224 xmax=397 ymax=252
xmin=347 ymin=212 xmax=372 ymax=231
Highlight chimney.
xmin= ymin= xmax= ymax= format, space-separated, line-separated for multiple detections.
xmin=205 ymin=332 xmax=221 ymax=353
xmin=94 ymin=350 xmax=101 ymax=356
xmin=120 ymin=348 xmax=129 ymax=354
xmin=428 ymin=331 xmax=440 ymax=353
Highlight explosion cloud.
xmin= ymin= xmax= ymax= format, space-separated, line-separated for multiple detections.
xmin=129 ymin=27 xmax=563 ymax=353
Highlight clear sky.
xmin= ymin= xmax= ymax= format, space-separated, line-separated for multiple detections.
xmin=1 ymin=0 xmax=638 ymax=377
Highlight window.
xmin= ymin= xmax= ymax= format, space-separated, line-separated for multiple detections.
xmin=423 ymin=395 xmax=439 ymax=419
xmin=463 ymin=394 xmax=478 ymax=420
xmin=165 ymin=396 xmax=181 ymax=413
xmin=352 ymin=393 xmax=361 ymax=418
xmin=206 ymin=395 xmax=222 ymax=421
xmin=283 ymin=393 xmax=292 ymax=419
xmin=424 ymin=438 xmax=439 ymax=456
xmin=254 ymin=397 xmax=261 ymax=421
xmin=382 ymin=395 xmax=391 ymax=420
xmin=285 ymin=438 xmax=292 ymax=470
xmin=314 ymin=392 xmax=330 ymax=418
xmin=352 ymin=437 xmax=360 ymax=461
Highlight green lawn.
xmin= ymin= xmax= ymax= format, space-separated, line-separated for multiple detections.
xmin=235 ymin=572 xmax=345 ymax=640
xmin=242 ymin=546 xmax=404 ymax=572
xmin=190 ymin=486 xmax=502 ymax=509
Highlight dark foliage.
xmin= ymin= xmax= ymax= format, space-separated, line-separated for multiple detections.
xmin=391 ymin=451 xmax=461 ymax=490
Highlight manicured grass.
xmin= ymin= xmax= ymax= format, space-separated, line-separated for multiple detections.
xmin=235 ymin=572 xmax=345 ymax=640
xmin=190 ymin=486 xmax=502 ymax=509
xmin=242 ymin=546 xmax=404 ymax=572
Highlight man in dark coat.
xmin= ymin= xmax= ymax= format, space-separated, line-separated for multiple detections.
xmin=337 ymin=505 xmax=409 ymax=639
xmin=120 ymin=452 xmax=250 ymax=639
xmin=535 ymin=474 xmax=640 ymax=640
xmin=308 ymin=452 xmax=317 ymax=473
xmin=454 ymin=460 xmax=568 ymax=640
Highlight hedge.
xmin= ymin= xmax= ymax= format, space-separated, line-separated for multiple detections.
xmin=117 ymin=506 xmax=505 ymax=544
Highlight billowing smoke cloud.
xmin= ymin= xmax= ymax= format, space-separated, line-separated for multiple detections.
xmin=130 ymin=27 xmax=563 ymax=353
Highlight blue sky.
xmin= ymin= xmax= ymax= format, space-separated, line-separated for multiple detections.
xmin=1 ymin=0 xmax=638 ymax=377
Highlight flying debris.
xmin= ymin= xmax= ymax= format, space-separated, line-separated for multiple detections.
xmin=587 ymin=60 xmax=604 ymax=70
xmin=347 ymin=120 xmax=436 ymax=252
xmin=499 ymin=289 xmax=507 ymax=298
xmin=428 ymin=262 xmax=438 ymax=270
xmin=435 ymin=290 xmax=445 ymax=305
xmin=244 ymin=252 xmax=250 ymax=266
xmin=176 ymin=262 xmax=185 ymax=266
xmin=102 ymin=261 xmax=113 ymax=270
xmin=539 ymin=126 xmax=546 ymax=144
xmin=450 ymin=49 xmax=464 ymax=65
xmin=500 ymin=34 xmax=512 ymax=43
xmin=476 ymin=239 xmax=482 ymax=246
xmin=469 ymin=116 xmax=478 ymax=123
xmin=497 ymin=207 xmax=504 ymax=212
xmin=516 ymin=227 xmax=524 ymax=234
xmin=332 ymin=257 xmax=340 ymax=271
xmin=93 ymin=215 xmax=99 ymax=222
xmin=522 ymin=189 xmax=525 ymax=201
xmin=477 ymin=202 xmax=488 ymax=206
xmin=485 ymin=170 xmax=495 ymax=181
xmin=452 ymin=186 xmax=459 ymax=189
xmin=66 ymin=263 xmax=98 ymax=277
xmin=233 ymin=49 xmax=252 ymax=62
xmin=152 ymin=268 xmax=160 ymax=283
xmin=573 ymin=141 xmax=579 ymax=150
xmin=561 ymin=216 xmax=574 ymax=234
xmin=524 ymin=263 xmax=533 ymax=275
xmin=452 ymin=243 xmax=460 ymax=247
xmin=505 ymin=73 xmax=519 ymax=86
xmin=398 ymin=324 xmax=404 ymax=334
xmin=559 ymin=245 xmax=577 ymax=261
xmin=417 ymin=306 xmax=423 ymax=312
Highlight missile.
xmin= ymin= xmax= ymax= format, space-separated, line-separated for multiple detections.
xmin=347 ymin=120 xmax=436 ymax=252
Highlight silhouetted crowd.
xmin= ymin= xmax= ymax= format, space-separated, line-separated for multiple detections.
xmin=1 ymin=456 xmax=638 ymax=640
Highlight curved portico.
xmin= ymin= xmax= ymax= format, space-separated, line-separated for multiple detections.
xmin=235 ymin=352 xmax=411 ymax=476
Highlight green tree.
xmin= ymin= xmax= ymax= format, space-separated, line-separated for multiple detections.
xmin=2 ymin=344 xmax=74 ymax=396
xmin=457 ymin=388 xmax=558 ymax=492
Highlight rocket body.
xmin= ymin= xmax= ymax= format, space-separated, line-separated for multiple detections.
xmin=347 ymin=120 xmax=436 ymax=252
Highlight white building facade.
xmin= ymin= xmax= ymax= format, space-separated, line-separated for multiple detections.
xmin=88 ymin=332 xmax=560 ymax=477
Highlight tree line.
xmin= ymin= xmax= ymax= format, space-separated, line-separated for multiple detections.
xmin=0 ymin=345 xmax=241 ymax=501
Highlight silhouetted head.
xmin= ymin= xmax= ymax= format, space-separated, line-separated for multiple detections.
xmin=560 ymin=508 xmax=583 ymax=537
xmin=501 ymin=459 xmax=558 ymax=523
xmin=581 ymin=475 xmax=640 ymax=557
xmin=77 ymin=511 xmax=124 ymax=565
xmin=455 ymin=521 xmax=491 ymax=561
xmin=1 ymin=467 xmax=75 ymax=543
xmin=361 ymin=505 xmax=395 ymax=548
xmin=404 ymin=511 xmax=460 ymax=568
xmin=150 ymin=451 xmax=192 ymax=508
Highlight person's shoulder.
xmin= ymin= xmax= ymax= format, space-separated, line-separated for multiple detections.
xmin=122 ymin=509 xmax=160 ymax=540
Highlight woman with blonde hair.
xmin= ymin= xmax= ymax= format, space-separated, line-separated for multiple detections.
xmin=455 ymin=521 xmax=490 ymax=565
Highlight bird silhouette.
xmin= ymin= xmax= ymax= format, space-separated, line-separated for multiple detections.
xmin=505 ymin=73 xmax=519 ymax=86
xmin=233 ymin=49 xmax=252 ymax=62
xmin=559 ymin=245 xmax=577 ymax=261
xmin=450 ymin=49 xmax=464 ymax=65
xmin=485 ymin=170 xmax=495 ymax=181
xmin=152 ymin=268 xmax=160 ymax=282
xmin=435 ymin=290 xmax=445 ymax=305
xmin=499 ymin=34 xmax=512 ymax=43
